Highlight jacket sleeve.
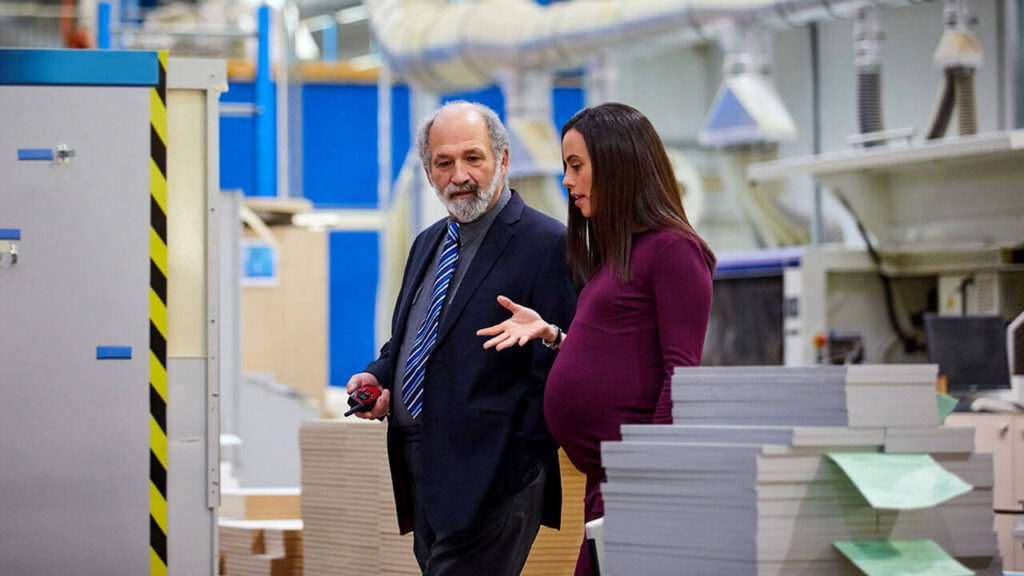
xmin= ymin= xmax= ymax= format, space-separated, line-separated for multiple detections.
xmin=520 ymin=231 xmax=578 ymax=448
xmin=364 ymin=340 xmax=394 ymax=390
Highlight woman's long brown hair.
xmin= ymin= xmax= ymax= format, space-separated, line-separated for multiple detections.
xmin=562 ymin=102 xmax=715 ymax=286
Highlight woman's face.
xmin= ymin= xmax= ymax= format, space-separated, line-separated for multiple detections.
xmin=561 ymin=128 xmax=593 ymax=218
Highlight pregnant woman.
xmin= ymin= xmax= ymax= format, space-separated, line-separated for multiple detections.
xmin=478 ymin=103 xmax=715 ymax=576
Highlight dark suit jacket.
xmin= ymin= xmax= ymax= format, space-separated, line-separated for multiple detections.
xmin=364 ymin=191 xmax=578 ymax=535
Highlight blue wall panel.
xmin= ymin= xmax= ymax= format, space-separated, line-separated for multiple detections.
xmin=329 ymin=231 xmax=379 ymax=388
xmin=553 ymin=86 xmax=585 ymax=132
xmin=303 ymin=84 xmax=379 ymax=208
xmin=440 ymin=84 xmax=581 ymax=130
xmin=552 ymin=87 xmax=584 ymax=195
xmin=442 ymin=85 xmax=506 ymax=120
xmin=390 ymin=85 xmax=411 ymax=185
xmin=220 ymin=81 xmax=278 ymax=197
xmin=302 ymin=84 xmax=413 ymax=208
xmin=219 ymin=82 xmax=573 ymax=200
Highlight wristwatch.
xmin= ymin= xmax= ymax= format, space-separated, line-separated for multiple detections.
xmin=541 ymin=324 xmax=563 ymax=350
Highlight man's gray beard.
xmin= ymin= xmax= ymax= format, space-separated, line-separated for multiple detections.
xmin=436 ymin=170 xmax=502 ymax=223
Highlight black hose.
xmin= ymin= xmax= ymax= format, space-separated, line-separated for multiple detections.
xmin=926 ymin=69 xmax=956 ymax=140
xmin=959 ymin=275 xmax=975 ymax=316
xmin=926 ymin=66 xmax=978 ymax=139
xmin=834 ymin=192 xmax=922 ymax=353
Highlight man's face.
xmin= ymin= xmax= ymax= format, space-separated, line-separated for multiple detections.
xmin=425 ymin=109 xmax=508 ymax=223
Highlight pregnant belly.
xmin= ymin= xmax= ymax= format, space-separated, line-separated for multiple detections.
xmin=544 ymin=352 xmax=663 ymax=478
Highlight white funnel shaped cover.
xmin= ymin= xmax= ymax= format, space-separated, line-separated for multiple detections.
xmin=700 ymin=73 xmax=797 ymax=147
xmin=933 ymin=30 xmax=983 ymax=68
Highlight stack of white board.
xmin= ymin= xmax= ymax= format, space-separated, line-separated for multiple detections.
xmin=300 ymin=419 xmax=589 ymax=576
xmin=220 ymin=488 xmax=302 ymax=521
xmin=600 ymin=365 xmax=1002 ymax=576
xmin=219 ymin=519 xmax=303 ymax=576
xmin=299 ymin=419 xmax=414 ymax=576
xmin=669 ymin=365 xmax=939 ymax=428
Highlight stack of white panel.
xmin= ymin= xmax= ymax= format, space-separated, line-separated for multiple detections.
xmin=300 ymin=419 xmax=388 ymax=576
xmin=219 ymin=519 xmax=303 ymax=576
xmin=299 ymin=419 xmax=420 ymax=576
xmin=220 ymin=488 xmax=302 ymax=521
xmin=670 ymin=365 xmax=939 ymax=428
xmin=600 ymin=365 xmax=1002 ymax=576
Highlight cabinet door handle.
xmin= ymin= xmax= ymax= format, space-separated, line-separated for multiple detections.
xmin=998 ymin=422 xmax=1009 ymax=436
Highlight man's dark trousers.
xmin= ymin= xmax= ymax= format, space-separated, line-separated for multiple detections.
xmin=400 ymin=428 xmax=547 ymax=575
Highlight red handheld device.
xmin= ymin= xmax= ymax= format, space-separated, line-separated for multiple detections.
xmin=344 ymin=387 xmax=382 ymax=417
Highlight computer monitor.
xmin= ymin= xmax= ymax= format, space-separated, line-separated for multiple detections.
xmin=924 ymin=313 xmax=1011 ymax=395
xmin=1009 ymin=310 xmax=1024 ymax=378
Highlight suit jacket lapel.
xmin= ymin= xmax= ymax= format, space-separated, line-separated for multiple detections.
xmin=392 ymin=222 xmax=446 ymax=360
xmin=436 ymin=193 xmax=525 ymax=344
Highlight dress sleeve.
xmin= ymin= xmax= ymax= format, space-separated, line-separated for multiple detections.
xmin=651 ymin=233 xmax=713 ymax=423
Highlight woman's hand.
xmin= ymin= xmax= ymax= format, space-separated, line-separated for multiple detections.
xmin=476 ymin=295 xmax=555 ymax=350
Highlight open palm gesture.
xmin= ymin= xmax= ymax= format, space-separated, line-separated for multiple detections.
xmin=477 ymin=296 xmax=553 ymax=350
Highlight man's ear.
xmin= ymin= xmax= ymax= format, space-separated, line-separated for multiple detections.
xmin=423 ymin=165 xmax=434 ymax=187
xmin=499 ymin=147 xmax=509 ymax=177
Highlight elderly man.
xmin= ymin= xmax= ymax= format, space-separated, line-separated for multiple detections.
xmin=346 ymin=101 xmax=577 ymax=575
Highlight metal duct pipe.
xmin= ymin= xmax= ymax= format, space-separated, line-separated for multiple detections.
xmin=364 ymin=0 xmax=936 ymax=92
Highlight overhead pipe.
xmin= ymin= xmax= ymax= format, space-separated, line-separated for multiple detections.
xmin=363 ymin=0 xmax=935 ymax=92
xmin=368 ymin=0 xmax=934 ymax=249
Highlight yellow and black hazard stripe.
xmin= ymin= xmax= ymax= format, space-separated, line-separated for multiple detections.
xmin=149 ymin=49 xmax=169 ymax=576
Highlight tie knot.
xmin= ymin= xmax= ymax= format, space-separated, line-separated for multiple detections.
xmin=447 ymin=220 xmax=460 ymax=244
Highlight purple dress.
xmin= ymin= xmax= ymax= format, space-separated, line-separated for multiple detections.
xmin=544 ymin=229 xmax=713 ymax=576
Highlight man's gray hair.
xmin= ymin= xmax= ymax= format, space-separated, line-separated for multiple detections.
xmin=415 ymin=101 xmax=510 ymax=172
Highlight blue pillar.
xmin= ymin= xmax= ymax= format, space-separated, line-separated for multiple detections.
xmin=255 ymin=4 xmax=275 ymax=197
xmin=120 ymin=0 xmax=140 ymax=25
xmin=97 ymin=2 xmax=111 ymax=49
xmin=322 ymin=24 xmax=337 ymax=63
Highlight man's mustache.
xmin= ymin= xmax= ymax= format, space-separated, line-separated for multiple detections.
xmin=444 ymin=182 xmax=480 ymax=198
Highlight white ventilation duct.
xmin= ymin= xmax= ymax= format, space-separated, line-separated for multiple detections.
xmin=365 ymin=0 xmax=935 ymax=93
xmin=368 ymin=0 xmax=937 ymax=249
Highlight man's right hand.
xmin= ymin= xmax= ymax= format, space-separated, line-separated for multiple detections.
xmin=345 ymin=372 xmax=390 ymax=420
xmin=476 ymin=295 xmax=553 ymax=350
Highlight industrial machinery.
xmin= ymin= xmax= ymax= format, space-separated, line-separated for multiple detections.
xmin=0 ymin=49 xmax=225 ymax=576
xmin=748 ymin=130 xmax=1024 ymax=399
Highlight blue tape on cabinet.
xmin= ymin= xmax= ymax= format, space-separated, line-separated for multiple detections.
xmin=18 ymin=149 xmax=53 ymax=161
xmin=96 ymin=346 xmax=133 ymax=360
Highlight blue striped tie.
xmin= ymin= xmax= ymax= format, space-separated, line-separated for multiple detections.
xmin=402 ymin=220 xmax=460 ymax=418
